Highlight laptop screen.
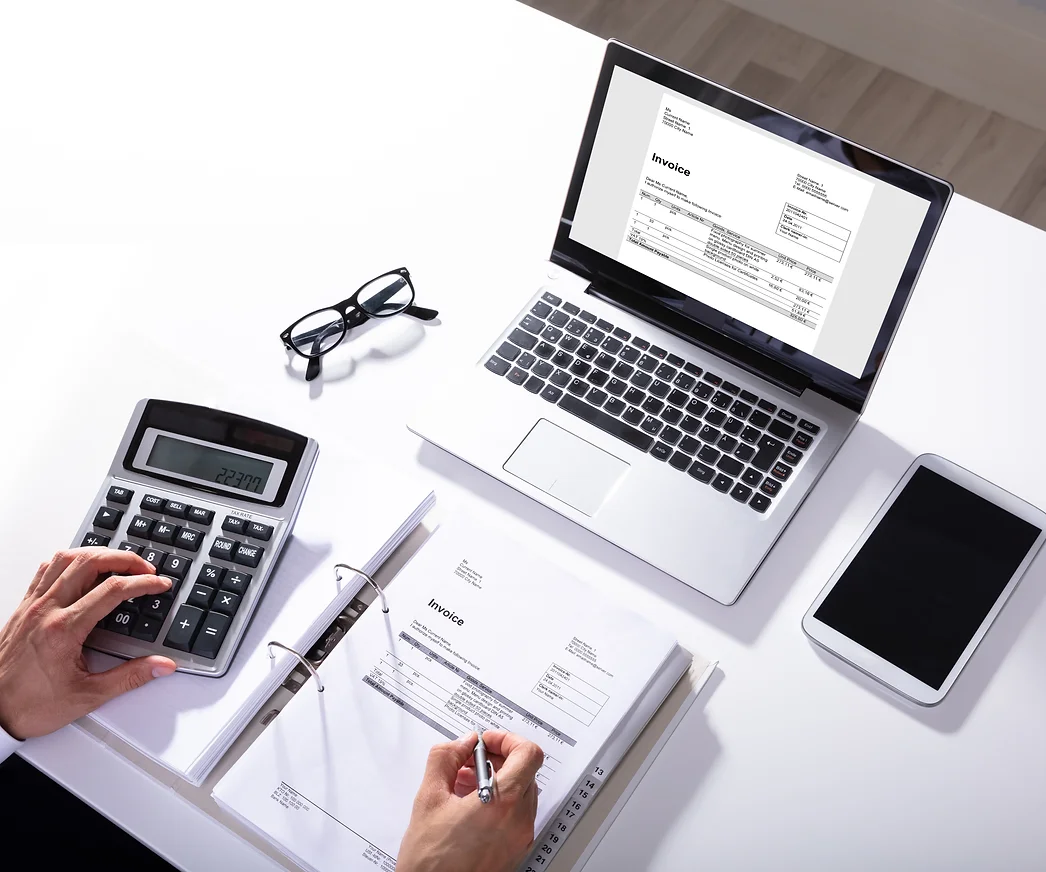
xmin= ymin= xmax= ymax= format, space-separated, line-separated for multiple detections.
xmin=554 ymin=44 xmax=951 ymax=410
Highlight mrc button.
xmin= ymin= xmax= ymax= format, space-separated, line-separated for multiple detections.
xmin=209 ymin=537 xmax=238 ymax=560
xmin=233 ymin=542 xmax=264 ymax=568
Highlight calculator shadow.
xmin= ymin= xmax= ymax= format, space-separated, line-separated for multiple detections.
xmin=284 ymin=317 xmax=438 ymax=398
xmin=418 ymin=422 xmax=910 ymax=645
xmin=811 ymin=554 xmax=1046 ymax=733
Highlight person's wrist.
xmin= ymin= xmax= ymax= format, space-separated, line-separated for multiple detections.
xmin=0 ymin=669 xmax=28 ymax=740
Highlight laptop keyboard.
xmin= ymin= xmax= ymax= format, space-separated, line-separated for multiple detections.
xmin=483 ymin=292 xmax=822 ymax=514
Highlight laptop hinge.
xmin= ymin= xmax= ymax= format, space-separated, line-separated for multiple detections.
xmin=585 ymin=282 xmax=811 ymax=397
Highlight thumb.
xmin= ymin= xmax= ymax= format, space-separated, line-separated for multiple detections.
xmin=86 ymin=655 xmax=177 ymax=705
xmin=417 ymin=733 xmax=478 ymax=805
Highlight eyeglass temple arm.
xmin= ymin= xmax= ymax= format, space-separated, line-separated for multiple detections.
xmin=405 ymin=304 xmax=439 ymax=321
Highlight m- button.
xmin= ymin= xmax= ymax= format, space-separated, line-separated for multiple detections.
xmin=233 ymin=542 xmax=264 ymax=568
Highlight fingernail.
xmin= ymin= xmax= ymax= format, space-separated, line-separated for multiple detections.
xmin=160 ymin=576 xmax=173 ymax=588
xmin=152 ymin=665 xmax=176 ymax=678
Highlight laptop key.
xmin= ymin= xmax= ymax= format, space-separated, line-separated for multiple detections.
xmin=558 ymin=394 xmax=654 ymax=452
xmin=651 ymin=442 xmax=672 ymax=461
xmin=782 ymin=446 xmax=804 ymax=465
xmin=497 ymin=341 xmax=520 ymax=361
xmin=541 ymin=325 xmax=563 ymax=343
xmin=770 ymin=462 xmax=793 ymax=481
xmin=568 ymin=378 xmax=589 ymax=396
xmin=734 ymin=443 xmax=756 ymax=462
xmin=520 ymin=314 xmax=544 ymax=334
xmin=650 ymin=345 xmax=667 ymax=359
xmin=703 ymin=373 xmax=723 ymax=386
xmin=673 ymin=373 xmax=696 ymax=391
xmin=705 ymin=409 xmax=726 ymax=426
xmin=541 ymin=291 xmax=562 ymax=306
xmin=694 ymin=382 xmax=714 ymax=399
xmin=524 ymin=376 xmax=544 ymax=394
xmin=553 ymin=350 xmax=573 ymax=368
xmin=642 ymin=396 xmax=664 ymax=415
xmin=517 ymin=352 xmax=536 ymax=370
xmin=588 ymin=369 xmax=608 ymax=387
xmin=711 ymin=391 xmax=732 ymax=409
xmin=531 ymin=301 xmax=552 ymax=319
xmin=686 ymin=398 xmax=708 ymax=416
xmin=752 ymin=435 xmax=785 ymax=471
xmin=612 ymin=361 xmax=634 ymax=379
xmin=601 ymin=337 xmax=623 ymax=355
xmin=712 ymin=474 xmax=733 ymax=493
xmin=661 ymin=427 xmax=682 ymax=445
xmin=549 ymin=309 xmax=569 ymax=327
xmin=540 ymin=385 xmax=563 ymax=403
xmin=768 ymin=419 xmax=795 ymax=440
xmin=741 ymin=426 xmax=761 ymax=444
xmin=613 ymin=327 xmax=631 ymax=341
xmin=604 ymin=397 xmax=626 ymax=416
xmin=649 ymin=379 xmax=670 ymax=398
xmin=622 ymin=406 xmax=644 ymax=426
xmin=798 ymin=419 xmax=821 ymax=434
xmin=485 ymin=356 xmax=510 ymax=376
xmin=730 ymin=400 xmax=752 ymax=419
xmin=507 ymin=367 xmax=528 ymax=386
xmin=583 ymin=328 xmax=605 ymax=345
xmin=579 ymin=310 xmax=597 ymax=324
xmin=792 ymin=432 xmax=813 ymax=450
xmin=559 ymin=334 xmax=580 ymax=352
xmin=631 ymin=336 xmax=650 ymax=351
xmin=679 ymin=435 xmax=701 ymax=455
xmin=637 ymin=354 xmax=658 ymax=373
xmin=684 ymin=362 xmax=702 ymax=376
xmin=723 ymin=417 xmax=743 ymax=435
xmin=731 ymin=483 xmax=753 ymax=503
xmin=749 ymin=493 xmax=771 ymax=513
xmin=566 ymin=318 xmax=586 ymax=336
xmin=699 ymin=425 xmax=721 ymax=444
xmin=740 ymin=390 xmax=759 ymax=403
xmin=749 ymin=410 xmax=771 ymax=428
xmin=533 ymin=361 xmax=554 ymax=378
xmin=508 ymin=328 xmax=536 ymax=350
xmin=655 ymin=363 xmax=677 ymax=381
xmin=718 ymin=435 xmax=738 ymax=454
xmin=606 ymin=378 xmax=627 ymax=396
xmin=742 ymin=468 xmax=763 ymax=487
xmin=624 ymin=387 xmax=645 ymax=405
xmin=562 ymin=301 xmax=580 ymax=316
xmin=757 ymin=399 xmax=777 ymax=413
xmin=778 ymin=409 xmax=798 ymax=423
xmin=661 ymin=406 xmax=682 ymax=425
xmin=760 ymin=478 xmax=781 ymax=496
xmin=594 ymin=352 xmax=616 ymax=370
xmin=669 ymin=451 xmax=691 ymax=471
xmin=667 ymin=389 xmax=688 ymax=408
xmin=630 ymin=372 xmax=652 ymax=389
xmin=667 ymin=353 xmax=684 ymax=367
xmin=534 ymin=341 xmax=555 ymax=359
xmin=596 ymin=318 xmax=614 ymax=332
xmin=688 ymin=462 xmax=714 ymax=483
xmin=550 ymin=369 xmax=571 ymax=387
xmin=620 ymin=346 xmax=640 ymax=363
xmin=721 ymin=381 xmax=740 ymax=395
xmin=577 ymin=343 xmax=598 ymax=361
xmin=697 ymin=445 xmax=721 ymax=464
xmin=586 ymin=389 xmax=609 ymax=408
xmin=641 ymin=416 xmax=663 ymax=436
xmin=680 ymin=415 xmax=701 ymax=434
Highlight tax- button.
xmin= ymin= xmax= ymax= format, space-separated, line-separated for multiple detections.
xmin=209 ymin=537 xmax=238 ymax=560
xmin=246 ymin=521 xmax=273 ymax=541
xmin=233 ymin=542 xmax=264 ymax=568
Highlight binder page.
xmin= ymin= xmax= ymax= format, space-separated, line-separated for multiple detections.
xmin=214 ymin=520 xmax=680 ymax=872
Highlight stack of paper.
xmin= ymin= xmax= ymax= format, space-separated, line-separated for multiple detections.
xmin=213 ymin=519 xmax=705 ymax=871
xmin=85 ymin=448 xmax=435 ymax=786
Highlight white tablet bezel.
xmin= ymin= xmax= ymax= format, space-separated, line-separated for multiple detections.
xmin=802 ymin=453 xmax=1046 ymax=705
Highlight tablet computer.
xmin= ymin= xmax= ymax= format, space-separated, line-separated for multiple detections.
xmin=802 ymin=454 xmax=1046 ymax=705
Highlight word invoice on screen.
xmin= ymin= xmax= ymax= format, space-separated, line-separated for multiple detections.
xmin=617 ymin=94 xmax=875 ymax=356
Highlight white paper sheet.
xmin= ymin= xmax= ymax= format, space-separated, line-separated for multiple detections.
xmin=213 ymin=519 xmax=684 ymax=872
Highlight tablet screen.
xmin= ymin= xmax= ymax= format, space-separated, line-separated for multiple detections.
xmin=814 ymin=466 xmax=1041 ymax=689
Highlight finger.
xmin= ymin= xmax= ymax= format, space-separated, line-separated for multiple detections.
xmin=47 ymin=548 xmax=157 ymax=607
xmin=482 ymin=732 xmax=544 ymax=798
xmin=29 ymin=550 xmax=79 ymax=598
xmin=417 ymin=733 xmax=478 ymax=803
xmin=66 ymin=573 xmax=173 ymax=634
xmin=83 ymin=655 xmax=178 ymax=708
xmin=453 ymin=767 xmax=478 ymax=798
xmin=23 ymin=561 xmax=50 ymax=600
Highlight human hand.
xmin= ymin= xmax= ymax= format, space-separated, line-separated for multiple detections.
xmin=0 ymin=548 xmax=178 ymax=740
xmin=397 ymin=730 xmax=545 ymax=872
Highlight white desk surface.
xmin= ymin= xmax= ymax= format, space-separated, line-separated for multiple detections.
xmin=2 ymin=1 xmax=1045 ymax=869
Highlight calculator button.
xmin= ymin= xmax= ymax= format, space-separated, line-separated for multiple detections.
xmin=118 ymin=542 xmax=143 ymax=555
xmin=209 ymin=537 xmax=238 ymax=560
xmin=81 ymin=532 xmax=111 ymax=547
xmin=128 ymin=515 xmax=155 ymax=539
xmin=106 ymin=608 xmax=136 ymax=635
xmin=233 ymin=542 xmax=264 ymax=568
xmin=174 ymin=527 xmax=204 ymax=552
xmin=187 ymin=506 xmax=215 ymax=526
xmin=186 ymin=583 xmax=216 ymax=610
xmin=212 ymin=590 xmax=241 ymax=616
xmin=152 ymin=522 xmax=180 ymax=545
xmin=161 ymin=553 xmax=192 ymax=581
xmin=140 ymin=547 xmax=168 ymax=571
xmin=222 ymin=516 xmax=247 ymax=535
xmin=165 ymin=500 xmax=190 ymax=519
xmin=106 ymin=486 xmax=133 ymax=504
xmin=199 ymin=564 xmax=226 ymax=586
xmin=164 ymin=605 xmax=205 ymax=651
xmin=93 ymin=506 xmax=123 ymax=531
xmin=191 ymin=612 xmax=231 ymax=660
xmin=246 ymin=521 xmax=273 ymax=541
xmin=221 ymin=571 xmax=252 ymax=594
xmin=142 ymin=594 xmax=174 ymax=620
xmin=141 ymin=494 xmax=167 ymax=513
xmin=131 ymin=614 xmax=163 ymax=642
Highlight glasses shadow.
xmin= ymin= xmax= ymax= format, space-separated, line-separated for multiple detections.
xmin=284 ymin=317 xmax=434 ymax=398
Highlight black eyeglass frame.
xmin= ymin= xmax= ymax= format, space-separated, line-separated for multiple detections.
xmin=280 ymin=267 xmax=438 ymax=380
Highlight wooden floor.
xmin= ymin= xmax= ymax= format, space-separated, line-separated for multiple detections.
xmin=521 ymin=0 xmax=1046 ymax=230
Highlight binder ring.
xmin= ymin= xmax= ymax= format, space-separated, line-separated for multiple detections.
xmin=334 ymin=563 xmax=390 ymax=614
xmin=267 ymin=641 xmax=324 ymax=692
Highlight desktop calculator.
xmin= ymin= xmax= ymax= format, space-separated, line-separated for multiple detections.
xmin=73 ymin=400 xmax=319 ymax=677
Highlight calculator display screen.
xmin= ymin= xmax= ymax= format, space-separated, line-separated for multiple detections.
xmin=147 ymin=434 xmax=274 ymax=495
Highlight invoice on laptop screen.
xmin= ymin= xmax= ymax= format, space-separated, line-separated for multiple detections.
xmin=569 ymin=67 xmax=932 ymax=379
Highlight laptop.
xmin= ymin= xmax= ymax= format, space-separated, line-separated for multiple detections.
xmin=410 ymin=41 xmax=952 ymax=604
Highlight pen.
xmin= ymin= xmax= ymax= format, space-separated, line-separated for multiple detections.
xmin=474 ymin=730 xmax=494 ymax=804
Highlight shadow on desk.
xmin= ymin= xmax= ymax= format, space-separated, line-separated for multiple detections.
xmin=418 ymin=422 xmax=911 ymax=645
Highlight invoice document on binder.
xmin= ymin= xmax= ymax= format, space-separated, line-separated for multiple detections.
xmin=214 ymin=521 xmax=687 ymax=872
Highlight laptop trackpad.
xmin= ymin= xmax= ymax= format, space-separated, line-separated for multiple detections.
xmin=503 ymin=419 xmax=629 ymax=517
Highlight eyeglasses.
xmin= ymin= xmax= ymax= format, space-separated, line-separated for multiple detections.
xmin=280 ymin=267 xmax=438 ymax=381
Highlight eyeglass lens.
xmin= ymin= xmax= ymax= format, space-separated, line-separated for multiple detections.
xmin=358 ymin=274 xmax=413 ymax=317
xmin=290 ymin=309 xmax=345 ymax=356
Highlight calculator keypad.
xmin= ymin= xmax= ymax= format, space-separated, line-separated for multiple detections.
xmin=85 ymin=484 xmax=282 ymax=668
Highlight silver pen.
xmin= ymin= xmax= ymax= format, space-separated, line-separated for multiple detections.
xmin=474 ymin=730 xmax=495 ymax=804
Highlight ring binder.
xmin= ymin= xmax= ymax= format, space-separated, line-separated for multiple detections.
xmin=335 ymin=563 xmax=390 ymax=614
xmin=267 ymin=641 xmax=325 ymax=692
